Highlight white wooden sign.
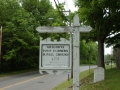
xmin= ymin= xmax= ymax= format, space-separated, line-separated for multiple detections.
xmin=39 ymin=38 xmax=72 ymax=75
xmin=36 ymin=14 xmax=92 ymax=90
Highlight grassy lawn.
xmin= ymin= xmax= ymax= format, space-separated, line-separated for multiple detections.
xmin=53 ymin=65 xmax=120 ymax=90
xmin=53 ymin=69 xmax=94 ymax=90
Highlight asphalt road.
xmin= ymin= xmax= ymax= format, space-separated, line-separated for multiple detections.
xmin=0 ymin=65 xmax=97 ymax=90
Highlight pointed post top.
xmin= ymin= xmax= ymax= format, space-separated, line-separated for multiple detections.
xmin=73 ymin=14 xmax=80 ymax=26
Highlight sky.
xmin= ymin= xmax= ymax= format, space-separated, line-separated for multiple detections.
xmin=104 ymin=45 xmax=112 ymax=55
xmin=50 ymin=0 xmax=78 ymax=12
xmin=50 ymin=0 xmax=112 ymax=55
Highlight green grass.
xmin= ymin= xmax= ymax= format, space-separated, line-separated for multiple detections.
xmin=81 ymin=65 xmax=120 ymax=90
xmin=53 ymin=69 xmax=94 ymax=90
xmin=53 ymin=65 xmax=120 ymax=90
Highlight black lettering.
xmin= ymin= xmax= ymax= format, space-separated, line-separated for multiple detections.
xmin=46 ymin=53 xmax=49 ymax=56
xmin=56 ymin=53 xmax=69 ymax=56
xmin=43 ymin=49 xmax=51 ymax=52
xmin=61 ymin=46 xmax=64 ymax=48
xmin=52 ymin=46 xmax=55 ymax=48
xmin=43 ymin=53 xmax=54 ymax=56
xmin=64 ymin=50 xmax=68 ymax=52
xmin=50 ymin=53 xmax=54 ymax=56
xmin=53 ymin=50 xmax=56 ymax=52
xmin=47 ymin=46 xmax=51 ymax=48
xmin=50 ymin=46 xmax=65 ymax=48
xmin=53 ymin=50 xmax=66 ymax=52
xmin=52 ymin=57 xmax=59 ymax=60
xmin=58 ymin=50 xmax=63 ymax=52
xmin=43 ymin=50 xmax=46 ymax=52
xmin=43 ymin=53 xmax=45 ymax=56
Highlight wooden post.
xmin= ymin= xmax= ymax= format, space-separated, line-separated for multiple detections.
xmin=73 ymin=15 xmax=80 ymax=90
xmin=71 ymin=33 xmax=73 ymax=78
xmin=73 ymin=31 xmax=80 ymax=90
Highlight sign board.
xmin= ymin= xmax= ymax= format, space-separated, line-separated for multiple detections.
xmin=39 ymin=37 xmax=71 ymax=75
xmin=41 ymin=44 xmax=70 ymax=67
xmin=37 ymin=15 xmax=92 ymax=90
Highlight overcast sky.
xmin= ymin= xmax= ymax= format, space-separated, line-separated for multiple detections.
xmin=50 ymin=0 xmax=78 ymax=12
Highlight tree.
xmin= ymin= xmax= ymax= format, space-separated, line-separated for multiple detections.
xmin=0 ymin=0 xmax=41 ymax=71
xmin=114 ymin=48 xmax=120 ymax=69
xmin=0 ymin=0 xmax=21 ymax=70
xmin=22 ymin=0 xmax=68 ymax=40
xmin=80 ymin=40 xmax=97 ymax=64
xmin=0 ymin=0 xmax=69 ymax=71
xmin=2 ymin=7 xmax=40 ymax=71
xmin=0 ymin=0 xmax=20 ymax=26
xmin=76 ymin=0 xmax=120 ymax=68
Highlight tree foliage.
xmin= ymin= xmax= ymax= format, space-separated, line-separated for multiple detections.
xmin=80 ymin=40 xmax=97 ymax=64
xmin=76 ymin=0 xmax=120 ymax=68
xmin=1 ymin=0 xmax=40 ymax=71
xmin=0 ymin=0 xmax=71 ymax=72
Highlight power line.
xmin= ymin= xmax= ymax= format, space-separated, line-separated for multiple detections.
xmin=54 ymin=0 xmax=69 ymax=22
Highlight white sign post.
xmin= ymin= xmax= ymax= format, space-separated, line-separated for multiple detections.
xmin=73 ymin=15 xmax=80 ymax=90
xmin=36 ymin=14 xmax=92 ymax=90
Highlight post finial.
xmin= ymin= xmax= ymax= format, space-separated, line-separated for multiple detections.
xmin=73 ymin=14 xmax=80 ymax=26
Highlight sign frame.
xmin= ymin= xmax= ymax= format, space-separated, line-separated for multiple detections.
xmin=39 ymin=37 xmax=72 ymax=75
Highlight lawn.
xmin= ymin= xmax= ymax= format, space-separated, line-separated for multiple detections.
xmin=53 ymin=65 xmax=120 ymax=90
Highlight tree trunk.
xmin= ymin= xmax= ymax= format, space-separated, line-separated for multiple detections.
xmin=115 ymin=48 xmax=120 ymax=69
xmin=98 ymin=39 xmax=105 ymax=68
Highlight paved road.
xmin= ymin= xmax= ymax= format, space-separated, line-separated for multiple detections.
xmin=0 ymin=66 xmax=97 ymax=90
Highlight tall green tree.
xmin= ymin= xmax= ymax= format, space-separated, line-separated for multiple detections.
xmin=76 ymin=0 xmax=120 ymax=68
xmin=2 ymin=7 xmax=39 ymax=71
xmin=0 ymin=0 xmax=21 ymax=70
xmin=0 ymin=0 xmax=40 ymax=71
